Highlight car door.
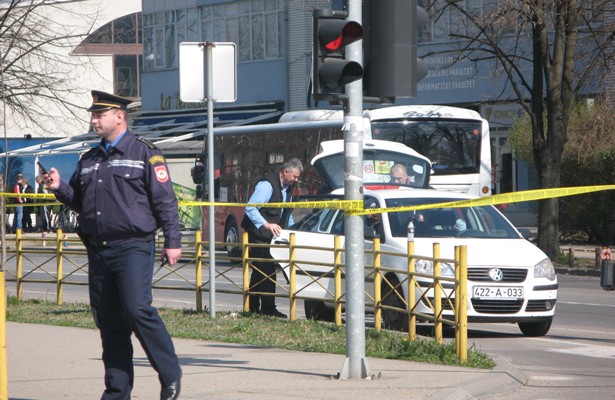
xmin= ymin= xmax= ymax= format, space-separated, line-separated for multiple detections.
xmin=271 ymin=206 xmax=345 ymax=301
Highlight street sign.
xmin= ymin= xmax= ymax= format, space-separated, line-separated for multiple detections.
xmin=179 ymin=42 xmax=237 ymax=103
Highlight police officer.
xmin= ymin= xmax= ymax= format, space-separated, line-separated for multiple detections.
xmin=40 ymin=90 xmax=182 ymax=400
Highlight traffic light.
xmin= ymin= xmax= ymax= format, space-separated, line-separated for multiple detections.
xmin=363 ymin=0 xmax=429 ymax=100
xmin=191 ymin=160 xmax=204 ymax=184
xmin=312 ymin=9 xmax=363 ymax=100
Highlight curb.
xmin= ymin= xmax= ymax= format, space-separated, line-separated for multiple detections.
xmin=555 ymin=266 xmax=601 ymax=277
xmin=428 ymin=357 xmax=527 ymax=400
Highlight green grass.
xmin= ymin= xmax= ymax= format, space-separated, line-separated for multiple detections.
xmin=6 ymin=297 xmax=495 ymax=369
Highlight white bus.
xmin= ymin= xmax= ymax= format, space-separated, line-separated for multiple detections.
xmin=279 ymin=105 xmax=492 ymax=197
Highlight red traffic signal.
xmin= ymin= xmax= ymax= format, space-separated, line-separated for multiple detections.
xmin=312 ymin=9 xmax=364 ymax=100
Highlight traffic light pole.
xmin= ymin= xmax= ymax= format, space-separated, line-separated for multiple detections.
xmin=340 ymin=0 xmax=369 ymax=380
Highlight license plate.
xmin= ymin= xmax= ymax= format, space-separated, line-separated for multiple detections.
xmin=472 ymin=286 xmax=524 ymax=299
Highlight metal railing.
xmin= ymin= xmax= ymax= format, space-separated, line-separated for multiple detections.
xmin=6 ymin=228 xmax=468 ymax=362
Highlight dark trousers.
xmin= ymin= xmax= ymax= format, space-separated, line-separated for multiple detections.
xmin=87 ymin=240 xmax=181 ymax=400
xmin=22 ymin=206 xmax=33 ymax=231
xmin=248 ymin=243 xmax=279 ymax=313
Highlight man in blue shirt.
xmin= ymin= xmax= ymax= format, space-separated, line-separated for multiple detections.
xmin=39 ymin=90 xmax=182 ymax=400
xmin=241 ymin=158 xmax=303 ymax=318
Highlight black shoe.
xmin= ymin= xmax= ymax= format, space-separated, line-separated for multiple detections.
xmin=261 ymin=309 xmax=287 ymax=318
xmin=160 ymin=374 xmax=181 ymax=400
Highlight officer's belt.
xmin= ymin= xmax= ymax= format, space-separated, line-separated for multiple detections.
xmin=83 ymin=233 xmax=155 ymax=248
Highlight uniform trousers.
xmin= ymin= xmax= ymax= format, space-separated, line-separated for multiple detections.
xmin=87 ymin=240 xmax=181 ymax=400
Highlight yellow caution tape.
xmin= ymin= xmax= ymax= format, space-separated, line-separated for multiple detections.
xmin=0 ymin=193 xmax=60 ymax=208
xmin=0 ymin=193 xmax=56 ymax=199
xmin=350 ymin=185 xmax=615 ymax=216
xmin=2 ymin=185 xmax=613 ymax=214
xmin=179 ymin=199 xmax=364 ymax=211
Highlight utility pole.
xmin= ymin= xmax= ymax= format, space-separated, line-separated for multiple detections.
xmin=339 ymin=0 xmax=369 ymax=380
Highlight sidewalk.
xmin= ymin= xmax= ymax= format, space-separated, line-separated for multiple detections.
xmin=6 ymin=322 xmax=525 ymax=400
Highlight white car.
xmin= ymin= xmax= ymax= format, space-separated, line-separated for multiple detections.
xmin=271 ymin=188 xmax=558 ymax=337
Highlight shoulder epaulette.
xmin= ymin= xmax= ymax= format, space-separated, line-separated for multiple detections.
xmin=82 ymin=147 xmax=98 ymax=157
xmin=136 ymin=136 xmax=158 ymax=150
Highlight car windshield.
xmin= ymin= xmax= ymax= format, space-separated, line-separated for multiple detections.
xmin=313 ymin=149 xmax=430 ymax=191
xmin=384 ymin=197 xmax=520 ymax=239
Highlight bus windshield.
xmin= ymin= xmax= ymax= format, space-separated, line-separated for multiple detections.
xmin=371 ymin=119 xmax=482 ymax=176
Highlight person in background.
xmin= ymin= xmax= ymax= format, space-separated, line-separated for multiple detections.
xmin=454 ymin=218 xmax=467 ymax=234
xmin=35 ymin=175 xmax=51 ymax=233
xmin=601 ymin=210 xmax=615 ymax=260
xmin=12 ymin=173 xmax=24 ymax=233
xmin=38 ymin=90 xmax=182 ymax=400
xmin=389 ymin=163 xmax=414 ymax=185
xmin=21 ymin=178 xmax=34 ymax=232
xmin=241 ymin=158 xmax=303 ymax=318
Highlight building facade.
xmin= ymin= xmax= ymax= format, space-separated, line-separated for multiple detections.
xmin=7 ymin=1 xmax=612 ymax=226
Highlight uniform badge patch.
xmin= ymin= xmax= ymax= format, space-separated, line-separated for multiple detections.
xmin=149 ymin=155 xmax=165 ymax=165
xmin=154 ymin=165 xmax=169 ymax=182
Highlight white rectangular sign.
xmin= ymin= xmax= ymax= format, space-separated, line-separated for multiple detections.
xmin=179 ymin=42 xmax=237 ymax=103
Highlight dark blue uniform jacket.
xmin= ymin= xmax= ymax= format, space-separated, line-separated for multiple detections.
xmin=54 ymin=130 xmax=182 ymax=248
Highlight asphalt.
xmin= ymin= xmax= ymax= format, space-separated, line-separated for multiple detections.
xmin=6 ymin=322 xmax=527 ymax=400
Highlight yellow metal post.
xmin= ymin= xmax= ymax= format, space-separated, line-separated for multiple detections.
xmin=0 ymin=269 xmax=8 ymax=399
xmin=16 ymin=229 xmax=22 ymax=300
xmin=373 ymin=238 xmax=381 ymax=331
xmin=458 ymin=245 xmax=468 ymax=363
xmin=289 ymin=233 xmax=297 ymax=321
xmin=195 ymin=230 xmax=203 ymax=312
xmin=455 ymin=246 xmax=461 ymax=356
xmin=242 ymin=232 xmax=250 ymax=312
xmin=433 ymin=243 xmax=442 ymax=344
xmin=0 ymin=189 xmax=8 ymax=399
xmin=407 ymin=240 xmax=416 ymax=341
xmin=56 ymin=229 xmax=63 ymax=305
xmin=334 ymin=235 xmax=343 ymax=327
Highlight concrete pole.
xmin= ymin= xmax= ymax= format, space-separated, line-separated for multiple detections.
xmin=339 ymin=0 xmax=369 ymax=380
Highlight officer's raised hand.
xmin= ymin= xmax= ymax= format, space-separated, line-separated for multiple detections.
xmin=39 ymin=167 xmax=60 ymax=191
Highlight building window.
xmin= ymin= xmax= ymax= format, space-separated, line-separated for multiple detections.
xmin=424 ymin=0 xmax=607 ymax=43
xmin=268 ymin=153 xmax=284 ymax=165
xmin=73 ymin=13 xmax=142 ymax=98
xmin=425 ymin=0 xmax=506 ymax=42
xmin=115 ymin=55 xmax=142 ymax=97
xmin=143 ymin=0 xmax=284 ymax=71
xmin=201 ymin=0 xmax=284 ymax=62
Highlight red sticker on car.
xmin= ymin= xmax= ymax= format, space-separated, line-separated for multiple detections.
xmin=154 ymin=165 xmax=169 ymax=182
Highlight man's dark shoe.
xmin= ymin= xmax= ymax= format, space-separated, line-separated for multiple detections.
xmin=160 ymin=375 xmax=181 ymax=400
xmin=261 ymin=309 xmax=287 ymax=318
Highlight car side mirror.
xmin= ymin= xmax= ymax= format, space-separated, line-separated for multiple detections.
xmin=518 ymin=228 xmax=534 ymax=241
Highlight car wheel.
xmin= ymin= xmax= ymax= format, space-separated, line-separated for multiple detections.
xmin=381 ymin=278 xmax=408 ymax=331
xmin=304 ymin=300 xmax=335 ymax=322
xmin=518 ymin=318 xmax=552 ymax=337
xmin=224 ymin=218 xmax=241 ymax=258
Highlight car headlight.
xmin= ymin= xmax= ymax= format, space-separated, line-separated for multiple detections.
xmin=415 ymin=259 xmax=455 ymax=277
xmin=534 ymin=258 xmax=556 ymax=280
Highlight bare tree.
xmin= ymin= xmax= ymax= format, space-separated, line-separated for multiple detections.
xmin=0 ymin=0 xmax=102 ymax=140
xmin=424 ymin=0 xmax=615 ymax=257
